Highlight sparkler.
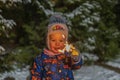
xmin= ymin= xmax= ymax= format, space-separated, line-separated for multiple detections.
xmin=58 ymin=41 xmax=79 ymax=68
xmin=58 ymin=41 xmax=79 ymax=56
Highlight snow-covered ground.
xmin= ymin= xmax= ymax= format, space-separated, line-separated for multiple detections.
xmin=106 ymin=57 xmax=120 ymax=69
xmin=0 ymin=64 xmax=120 ymax=80
xmin=74 ymin=65 xmax=120 ymax=80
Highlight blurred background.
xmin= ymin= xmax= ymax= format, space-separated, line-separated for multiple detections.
xmin=0 ymin=0 xmax=120 ymax=80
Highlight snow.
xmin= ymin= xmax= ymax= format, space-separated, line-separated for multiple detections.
xmin=0 ymin=66 xmax=30 ymax=80
xmin=0 ymin=13 xmax=16 ymax=29
xmin=82 ymin=53 xmax=98 ymax=62
xmin=106 ymin=57 xmax=120 ymax=69
xmin=0 ymin=0 xmax=23 ymax=3
xmin=0 ymin=46 xmax=5 ymax=54
xmin=0 ymin=64 xmax=120 ymax=80
xmin=74 ymin=65 xmax=120 ymax=80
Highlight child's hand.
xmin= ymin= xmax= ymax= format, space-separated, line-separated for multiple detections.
xmin=69 ymin=46 xmax=80 ymax=62
xmin=71 ymin=48 xmax=79 ymax=56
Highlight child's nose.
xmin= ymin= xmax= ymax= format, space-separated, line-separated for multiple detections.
xmin=56 ymin=42 xmax=60 ymax=46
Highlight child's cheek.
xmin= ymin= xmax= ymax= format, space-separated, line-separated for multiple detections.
xmin=61 ymin=43 xmax=65 ymax=49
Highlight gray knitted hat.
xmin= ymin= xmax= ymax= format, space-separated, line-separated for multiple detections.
xmin=47 ymin=14 xmax=68 ymax=49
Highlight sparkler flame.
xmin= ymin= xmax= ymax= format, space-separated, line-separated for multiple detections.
xmin=58 ymin=42 xmax=75 ymax=53
xmin=58 ymin=42 xmax=79 ymax=56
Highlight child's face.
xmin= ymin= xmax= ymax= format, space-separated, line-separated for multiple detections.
xmin=49 ymin=32 xmax=66 ymax=53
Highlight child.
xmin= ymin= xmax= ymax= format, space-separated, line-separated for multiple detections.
xmin=30 ymin=14 xmax=83 ymax=80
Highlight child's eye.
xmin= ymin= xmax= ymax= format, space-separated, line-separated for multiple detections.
xmin=60 ymin=40 xmax=64 ymax=42
xmin=51 ymin=40 xmax=55 ymax=42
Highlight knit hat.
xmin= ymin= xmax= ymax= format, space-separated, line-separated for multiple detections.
xmin=47 ymin=14 xmax=68 ymax=49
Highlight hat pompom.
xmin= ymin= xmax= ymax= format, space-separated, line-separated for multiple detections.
xmin=49 ymin=14 xmax=67 ymax=25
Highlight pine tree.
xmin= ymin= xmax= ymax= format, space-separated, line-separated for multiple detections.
xmin=0 ymin=0 xmax=120 ymax=72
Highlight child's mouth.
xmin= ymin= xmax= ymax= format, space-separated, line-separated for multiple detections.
xmin=55 ymin=48 xmax=60 ymax=51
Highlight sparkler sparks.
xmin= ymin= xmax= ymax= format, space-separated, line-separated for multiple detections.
xmin=58 ymin=42 xmax=79 ymax=56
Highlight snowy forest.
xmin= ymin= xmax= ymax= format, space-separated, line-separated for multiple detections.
xmin=0 ymin=0 xmax=120 ymax=80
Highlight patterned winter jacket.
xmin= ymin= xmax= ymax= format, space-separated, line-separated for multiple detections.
xmin=30 ymin=50 xmax=83 ymax=80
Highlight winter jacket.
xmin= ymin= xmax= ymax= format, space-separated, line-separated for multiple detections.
xmin=30 ymin=50 xmax=82 ymax=80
